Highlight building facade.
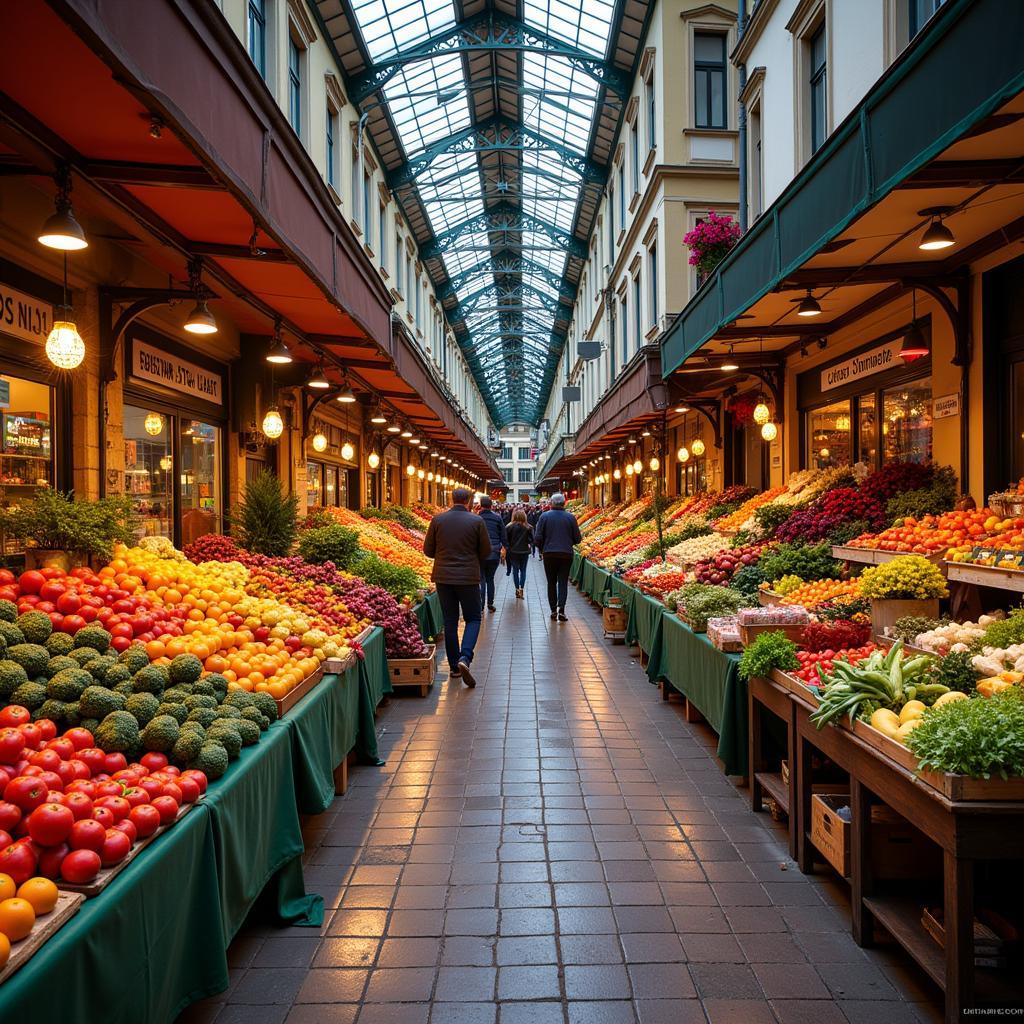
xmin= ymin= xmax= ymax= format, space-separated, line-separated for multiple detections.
xmin=495 ymin=424 xmax=538 ymax=502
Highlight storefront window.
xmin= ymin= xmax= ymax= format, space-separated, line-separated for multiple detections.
xmin=324 ymin=465 xmax=338 ymax=507
xmin=306 ymin=462 xmax=322 ymax=508
xmin=124 ymin=406 xmax=173 ymax=540
xmin=180 ymin=420 xmax=221 ymax=546
xmin=883 ymin=378 xmax=932 ymax=464
xmin=857 ymin=394 xmax=877 ymax=467
xmin=808 ymin=400 xmax=852 ymax=468
xmin=338 ymin=468 xmax=350 ymax=509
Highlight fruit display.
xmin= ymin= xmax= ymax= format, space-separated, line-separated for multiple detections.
xmin=774 ymin=487 xmax=887 ymax=545
xmin=779 ymin=578 xmax=862 ymax=609
xmin=693 ymin=544 xmax=767 ymax=585
xmin=712 ymin=487 xmax=787 ymax=532
xmin=0 ymin=872 xmax=63 ymax=970
xmin=666 ymin=532 xmax=730 ymax=565
xmin=849 ymin=508 xmax=994 ymax=554
xmin=791 ymin=643 xmax=878 ymax=686
xmin=322 ymin=507 xmax=433 ymax=583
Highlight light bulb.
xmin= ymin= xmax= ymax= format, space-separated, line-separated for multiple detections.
xmin=819 ymin=446 xmax=830 ymax=458
xmin=312 ymin=432 xmax=328 ymax=452
xmin=649 ymin=457 xmax=660 ymax=472
xmin=160 ymin=455 xmax=173 ymax=471
xmin=632 ymin=459 xmax=643 ymax=474
xmin=761 ymin=421 xmax=778 ymax=442
xmin=691 ymin=438 xmax=705 ymax=457
xmin=613 ymin=468 xmax=621 ymax=480
xmin=45 ymin=319 xmax=85 ymax=369
xmin=336 ymin=388 xmax=356 ymax=403
xmin=262 ymin=407 xmax=284 ymax=439
xmin=677 ymin=446 xmax=689 ymax=463
xmin=625 ymin=464 xmax=634 ymax=477
xmin=368 ymin=451 xmax=380 ymax=469
xmin=144 ymin=412 xmax=163 ymax=436
xmin=427 ymin=472 xmax=434 ymax=482
xmin=417 ymin=469 xmax=425 ymax=480
xmin=406 ymin=463 xmax=416 ymax=476
xmin=753 ymin=402 xmax=770 ymax=425
xmin=183 ymin=300 xmax=217 ymax=335
xmin=341 ymin=442 xmax=354 ymax=461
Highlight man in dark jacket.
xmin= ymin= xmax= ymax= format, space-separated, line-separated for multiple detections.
xmin=476 ymin=495 xmax=508 ymax=613
xmin=534 ymin=492 xmax=581 ymax=621
xmin=527 ymin=504 xmax=542 ymax=556
xmin=424 ymin=487 xmax=492 ymax=686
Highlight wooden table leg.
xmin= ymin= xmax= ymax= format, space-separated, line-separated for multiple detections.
xmin=796 ymin=733 xmax=815 ymax=874
xmin=850 ymin=778 xmax=873 ymax=946
xmin=944 ymin=850 xmax=974 ymax=1023
xmin=749 ymin=687 xmax=763 ymax=813
xmin=785 ymin=700 xmax=797 ymax=861
xmin=333 ymin=754 xmax=349 ymax=796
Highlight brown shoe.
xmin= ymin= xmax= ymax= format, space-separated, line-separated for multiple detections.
xmin=458 ymin=659 xmax=476 ymax=687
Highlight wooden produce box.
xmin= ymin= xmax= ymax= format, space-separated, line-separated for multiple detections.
xmin=757 ymin=589 xmax=783 ymax=606
xmin=0 ymin=892 xmax=84 ymax=985
xmin=602 ymin=604 xmax=627 ymax=634
xmin=832 ymin=545 xmax=946 ymax=570
xmin=352 ymin=625 xmax=374 ymax=647
xmin=323 ymin=650 xmax=357 ymax=675
xmin=276 ymin=665 xmax=325 ymax=717
xmin=738 ymin=622 xmax=806 ymax=646
xmin=388 ymin=643 xmax=437 ymax=696
xmin=945 ymin=559 xmax=1024 ymax=593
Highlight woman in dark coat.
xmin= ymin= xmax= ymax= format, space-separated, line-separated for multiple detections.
xmin=505 ymin=507 xmax=534 ymax=599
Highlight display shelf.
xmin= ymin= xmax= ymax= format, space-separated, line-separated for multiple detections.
xmin=0 ymin=892 xmax=84 ymax=986
xmin=832 ymin=545 xmax=946 ymax=569
xmin=944 ymin=560 xmax=1024 ymax=593
xmin=754 ymin=770 xmax=789 ymax=813
xmin=275 ymin=665 xmax=326 ymax=717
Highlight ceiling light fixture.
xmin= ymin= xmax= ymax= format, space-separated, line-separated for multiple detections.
xmin=262 ymin=406 xmax=284 ymax=439
xmin=312 ymin=432 xmax=328 ymax=452
xmin=368 ymin=451 xmax=381 ymax=469
xmin=306 ymin=364 xmax=331 ymax=389
xmin=370 ymin=408 xmax=388 ymax=424
xmin=341 ymin=442 xmax=355 ymax=461
xmin=336 ymin=384 xmax=356 ymax=403
xmin=144 ymin=412 xmax=164 ymax=436
xmin=918 ymin=207 xmax=955 ymax=251
xmin=38 ymin=166 xmax=88 ymax=251
xmin=45 ymin=254 xmax=85 ymax=370
xmin=796 ymin=289 xmax=822 ymax=317
xmin=899 ymin=289 xmax=930 ymax=362
xmin=265 ymin=319 xmax=292 ymax=363
xmin=691 ymin=438 xmax=705 ymax=457
xmin=183 ymin=257 xmax=217 ymax=335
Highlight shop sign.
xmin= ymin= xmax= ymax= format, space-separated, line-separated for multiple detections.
xmin=933 ymin=392 xmax=960 ymax=419
xmin=131 ymin=340 xmax=223 ymax=405
xmin=821 ymin=340 xmax=902 ymax=393
xmin=0 ymin=281 xmax=51 ymax=346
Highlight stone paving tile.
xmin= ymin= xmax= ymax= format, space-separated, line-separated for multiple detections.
xmin=182 ymin=568 xmax=941 ymax=1024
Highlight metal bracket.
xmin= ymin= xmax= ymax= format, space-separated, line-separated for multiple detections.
xmin=684 ymin=398 xmax=724 ymax=450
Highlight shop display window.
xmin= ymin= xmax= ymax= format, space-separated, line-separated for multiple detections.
xmin=858 ymin=395 xmax=877 ymax=466
xmin=808 ymin=400 xmax=852 ymax=468
xmin=306 ymin=461 xmax=322 ymax=508
xmin=180 ymin=420 xmax=222 ymax=545
xmin=324 ymin=465 xmax=338 ymax=506
xmin=124 ymin=405 xmax=173 ymax=540
xmin=338 ymin=468 xmax=351 ymax=509
xmin=883 ymin=378 xmax=933 ymax=464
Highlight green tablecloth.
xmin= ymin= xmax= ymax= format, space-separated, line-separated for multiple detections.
xmin=0 ymin=803 xmax=227 ymax=1023
xmin=587 ymin=565 xmax=613 ymax=602
xmin=626 ymin=590 xmax=667 ymax=657
xmin=608 ymin=575 xmax=637 ymax=617
xmin=571 ymin=549 xmax=583 ymax=585
xmin=580 ymin=558 xmax=595 ymax=597
xmin=653 ymin=615 xmax=747 ymax=777
xmin=413 ymin=592 xmax=442 ymax=640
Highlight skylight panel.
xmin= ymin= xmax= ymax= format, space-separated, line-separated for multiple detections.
xmin=523 ymin=0 xmax=614 ymax=57
xmin=521 ymin=54 xmax=597 ymax=155
xmin=350 ymin=0 xmax=457 ymax=61
xmin=383 ymin=55 xmax=470 ymax=154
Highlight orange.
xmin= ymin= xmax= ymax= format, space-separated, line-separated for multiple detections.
xmin=0 ymin=932 xmax=8 ymax=968
xmin=17 ymin=878 xmax=57 ymax=915
xmin=0 ymin=897 xmax=35 ymax=941
xmin=145 ymin=640 xmax=166 ymax=660
xmin=166 ymin=639 xmax=187 ymax=658
xmin=0 ymin=874 xmax=15 ymax=902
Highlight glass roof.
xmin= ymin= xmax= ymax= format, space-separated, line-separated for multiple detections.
xmin=346 ymin=0 xmax=623 ymax=425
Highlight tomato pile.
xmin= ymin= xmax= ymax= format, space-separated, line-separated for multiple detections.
xmin=0 ymin=707 xmax=206 ymax=887
xmin=792 ymin=643 xmax=877 ymax=685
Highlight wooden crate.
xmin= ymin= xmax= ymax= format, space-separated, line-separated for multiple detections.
xmin=0 ymin=892 xmax=84 ymax=985
xmin=388 ymin=644 xmax=437 ymax=696
xmin=832 ymin=545 xmax=946 ymax=570
xmin=738 ymin=622 xmax=806 ymax=646
xmin=323 ymin=651 xmax=357 ymax=674
xmin=757 ymin=589 xmax=783 ymax=606
xmin=276 ymin=665 xmax=326 ymax=718
xmin=945 ymin=560 xmax=1024 ymax=593
xmin=602 ymin=604 xmax=627 ymax=635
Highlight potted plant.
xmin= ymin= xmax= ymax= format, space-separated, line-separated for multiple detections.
xmin=0 ymin=489 xmax=138 ymax=569
xmin=683 ymin=211 xmax=741 ymax=279
xmin=858 ymin=555 xmax=949 ymax=634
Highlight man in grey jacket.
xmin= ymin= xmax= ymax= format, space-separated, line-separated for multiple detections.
xmin=534 ymin=492 xmax=582 ymax=621
xmin=424 ymin=487 xmax=492 ymax=686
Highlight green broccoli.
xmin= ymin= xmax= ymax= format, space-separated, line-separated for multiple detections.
xmin=184 ymin=694 xmax=218 ymax=712
xmin=234 ymin=718 xmax=261 ymax=746
xmin=170 ymin=654 xmax=203 ymax=687
xmin=36 ymin=698 xmax=67 ymax=723
xmin=240 ymin=706 xmax=268 ymax=730
xmin=103 ymin=664 xmax=131 ymax=688
xmin=171 ymin=730 xmax=204 ymax=764
xmin=79 ymin=717 xmax=100 ymax=734
xmin=186 ymin=706 xmax=218 ymax=728
xmin=0 ymin=622 xmax=24 ymax=647
xmin=79 ymin=685 xmax=127 ymax=719
xmin=46 ymin=655 xmax=79 ymax=677
xmin=222 ymin=690 xmax=256 ymax=711
xmin=8 ymin=643 xmax=51 ymax=678
xmin=190 ymin=741 xmax=229 ymax=780
xmin=0 ymin=659 xmax=29 ymax=698
xmin=156 ymin=701 xmax=188 ymax=725
xmin=251 ymin=691 xmax=278 ymax=723
xmin=87 ymin=655 xmax=116 ymax=682
xmin=179 ymin=720 xmax=207 ymax=740
xmin=206 ymin=722 xmax=242 ymax=758
xmin=15 ymin=611 xmax=52 ymax=645
xmin=63 ymin=701 xmax=81 ymax=726
xmin=0 ymin=635 xmax=7 ymax=660
xmin=125 ymin=691 xmax=161 ymax=726
xmin=113 ymin=680 xmax=135 ymax=697
xmin=11 ymin=681 xmax=47 ymax=710
xmin=94 ymin=710 xmax=141 ymax=753
xmin=117 ymin=644 xmax=150 ymax=674
xmin=141 ymin=713 xmax=180 ymax=752
xmin=44 ymin=632 xmax=74 ymax=657
xmin=202 ymin=673 xmax=229 ymax=700
xmin=74 ymin=625 xmax=112 ymax=653
xmin=215 ymin=704 xmax=242 ymax=720
xmin=132 ymin=665 xmax=167 ymax=696
xmin=0 ymin=599 xmax=18 ymax=623
xmin=162 ymin=686 xmax=191 ymax=704
xmin=191 ymin=679 xmax=216 ymax=698
xmin=46 ymin=667 xmax=92 ymax=702
xmin=69 ymin=647 xmax=101 ymax=667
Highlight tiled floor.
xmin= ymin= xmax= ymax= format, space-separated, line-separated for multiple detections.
xmin=180 ymin=561 xmax=942 ymax=1024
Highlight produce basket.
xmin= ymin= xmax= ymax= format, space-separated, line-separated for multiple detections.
xmin=988 ymin=492 xmax=1024 ymax=519
xmin=758 ymin=589 xmax=783 ymax=606
xmin=738 ymin=622 xmax=806 ymax=646
xmin=388 ymin=643 xmax=437 ymax=696
xmin=275 ymin=664 xmax=326 ymax=717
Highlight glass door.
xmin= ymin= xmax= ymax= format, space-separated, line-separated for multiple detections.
xmin=124 ymin=406 xmax=173 ymax=541
xmin=180 ymin=419 xmax=222 ymax=546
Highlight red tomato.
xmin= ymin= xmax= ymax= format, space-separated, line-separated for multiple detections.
xmin=0 ymin=830 xmax=10 ymax=848
xmin=176 ymin=776 xmax=200 ymax=804
xmin=4 ymin=776 xmax=48 ymax=812
xmin=0 ymin=707 xmax=30 ymax=729
xmin=0 ymin=729 xmax=24 ymax=765
xmin=39 ymin=568 xmax=62 ymax=580
xmin=68 ymin=817 xmax=106 ymax=852
xmin=0 ymin=569 xmax=15 ymax=585
xmin=17 ymin=570 xmax=45 ymax=595
xmin=93 ymin=781 xmax=122 ymax=799
xmin=60 ymin=848 xmax=101 ymax=884
xmin=64 ymin=792 xmax=94 ymax=821
xmin=0 ymin=768 xmax=9 ymax=793
xmin=37 ymin=580 xmax=65 ymax=602
xmin=28 ymin=749 xmax=62 ymax=773
xmin=150 ymin=795 xmax=179 ymax=825
xmin=34 ymin=720 xmax=57 ymax=744
xmin=55 ymin=591 xmax=81 ymax=615
xmin=27 ymin=802 xmax=74 ymax=846
xmin=100 ymin=828 xmax=131 ymax=866
xmin=110 ymin=636 xmax=132 ymax=653
xmin=137 ymin=777 xmax=164 ymax=800
xmin=78 ymin=748 xmax=106 ymax=776
xmin=63 ymin=729 xmax=94 ymax=752
xmin=161 ymin=782 xmax=183 ymax=804
xmin=160 ymin=765 xmax=180 ymax=777
xmin=45 ymin=737 xmax=76 ymax=761
xmin=0 ymin=801 xmax=22 ymax=832
xmin=119 ymin=788 xmax=147 ymax=810
xmin=128 ymin=804 xmax=161 ymax=838
xmin=91 ymin=806 xmax=115 ymax=829
xmin=0 ymin=841 xmax=37 ymax=884
xmin=60 ymin=615 xmax=86 ymax=635
xmin=18 ymin=723 xmax=43 ymax=750
xmin=103 ymin=753 xmax=127 ymax=775
xmin=37 ymin=841 xmax=69 ymax=879
xmin=47 ymin=612 xmax=64 ymax=630
xmin=65 ymin=779 xmax=95 ymax=798
xmin=66 ymin=759 xmax=91 ymax=782
xmin=37 ymin=771 xmax=63 ymax=793
xmin=181 ymin=770 xmax=208 ymax=795
xmin=35 ymin=601 xmax=56 ymax=614
xmin=94 ymin=796 xmax=130 ymax=822
xmin=78 ymin=604 xmax=98 ymax=623
xmin=139 ymin=752 xmax=168 ymax=772
xmin=113 ymin=818 xmax=137 ymax=845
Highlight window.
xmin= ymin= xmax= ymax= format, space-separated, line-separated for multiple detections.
xmin=694 ymin=33 xmax=727 ymax=129
xmin=124 ymin=405 xmax=173 ymax=542
xmin=518 ymin=446 xmax=531 ymax=461
xmin=502 ymin=467 xmax=512 ymax=482
xmin=648 ymin=246 xmax=658 ymax=327
xmin=517 ymin=467 xmax=533 ymax=483
xmin=619 ymin=290 xmax=628 ymax=365
xmin=809 ymin=23 xmax=827 ymax=154
xmin=248 ymin=0 xmax=266 ymax=79
xmin=287 ymin=36 xmax=302 ymax=137
xmin=883 ymin=379 xmax=932 ymax=464
xmin=363 ymin=170 xmax=373 ymax=243
xmin=607 ymin=194 xmax=615 ymax=260
xmin=750 ymin=97 xmax=764 ymax=218
xmin=646 ymin=75 xmax=656 ymax=150
xmin=379 ymin=205 xmax=387 ymax=264
xmin=909 ymin=0 xmax=945 ymax=36
xmin=306 ymin=462 xmax=323 ymax=508
xmin=501 ymin=445 xmax=512 ymax=460
xmin=633 ymin=275 xmax=642 ymax=354
xmin=415 ymin=275 xmax=421 ymax=330
xmin=325 ymin=103 xmax=338 ymax=190
xmin=351 ymin=143 xmax=361 ymax=226
xmin=630 ymin=120 xmax=639 ymax=194
xmin=808 ymin=400 xmax=852 ymax=468
xmin=395 ymin=232 xmax=402 ymax=283
xmin=858 ymin=394 xmax=877 ymax=466
xmin=617 ymin=163 xmax=625 ymax=225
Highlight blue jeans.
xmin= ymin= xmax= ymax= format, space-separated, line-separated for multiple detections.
xmin=437 ymin=583 xmax=483 ymax=670
xmin=479 ymin=558 xmax=500 ymax=608
xmin=510 ymin=553 xmax=529 ymax=588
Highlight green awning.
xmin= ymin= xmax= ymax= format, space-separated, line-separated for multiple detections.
xmin=662 ymin=0 xmax=1024 ymax=376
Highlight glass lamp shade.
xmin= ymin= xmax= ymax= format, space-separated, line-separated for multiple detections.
xmin=335 ymin=388 xmax=356 ymax=403
xmin=45 ymin=320 xmax=85 ymax=369
xmin=312 ymin=432 xmax=328 ymax=452
xmin=836 ymin=415 xmax=851 ymax=431
xmin=820 ymin=447 xmax=830 ymax=459
xmin=341 ymin=442 xmax=354 ymax=461
xmin=417 ymin=469 xmax=425 ymax=480
xmin=306 ymin=367 xmax=331 ymax=389
xmin=160 ymin=455 xmax=173 ymax=471
xmin=612 ymin=468 xmax=621 ymax=480
xmin=441 ymin=476 xmax=449 ymax=486
xmin=753 ymin=401 xmax=771 ymax=425
xmin=632 ymin=459 xmax=643 ymax=474
xmin=427 ymin=472 xmax=434 ymax=482
xmin=386 ymin=424 xmax=401 ymax=434
xmin=367 ymin=451 xmax=380 ymax=469
xmin=406 ymin=464 xmax=416 ymax=476
xmin=144 ymin=412 xmax=164 ymax=436
xmin=761 ymin=421 xmax=778 ymax=442
xmin=625 ymin=464 xmax=634 ymax=477
xmin=649 ymin=457 xmax=660 ymax=472
xmin=691 ymin=438 xmax=706 ymax=457
xmin=677 ymin=446 xmax=689 ymax=463
xmin=370 ymin=411 xmax=387 ymax=424
xmin=262 ymin=407 xmax=284 ymax=439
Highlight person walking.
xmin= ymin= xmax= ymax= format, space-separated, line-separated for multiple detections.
xmin=505 ymin=508 xmax=534 ymax=599
xmin=534 ymin=492 xmax=581 ymax=621
xmin=476 ymin=495 xmax=507 ymax=613
xmin=527 ymin=503 xmax=542 ymax=557
xmin=423 ymin=487 xmax=492 ymax=687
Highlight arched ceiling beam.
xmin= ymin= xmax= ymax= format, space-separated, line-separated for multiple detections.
xmin=420 ymin=203 xmax=585 ymax=260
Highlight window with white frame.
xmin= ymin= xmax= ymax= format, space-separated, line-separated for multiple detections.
xmin=694 ymin=32 xmax=727 ymax=129
xmin=248 ymin=0 xmax=268 ymax=79
xmin=645 ymin=71 xmax=656 ymax=150
xmin=632 ymin=274 xmax=641 ymax=355
xmin=617 ymin=162 xmax=625 ymax=226
xmin=809 ymin=23 xmax=827 ymax=154
xmin=287 ymin=34 xmax=303 ymax=138
xmin=379 ymin=204 xmax=387 ymax=265
xmin=648 ymin=245 xmax=658 ymax=327
xmin=363 ymin=169 xmax=373 ymax=244
xmin=750 ymin=94 xmax=764 ymax=217
xmin=630 ymin=118 xmax=639 ymax=195
xmin=351 ymin=140 xmax=361 ymax=229
xmin=325 ymin=101 xmax=339 ymax=191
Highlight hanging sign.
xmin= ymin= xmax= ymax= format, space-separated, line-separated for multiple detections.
xmin=821 ymin=340 xmax=902 ymax=393
xmin=131 ymin=339 xmax=223 ymax=405
xmin=933 ymin=393 xmax=960 ymax=419
xmin=0 ymin=281 xmax=51 ymax=346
